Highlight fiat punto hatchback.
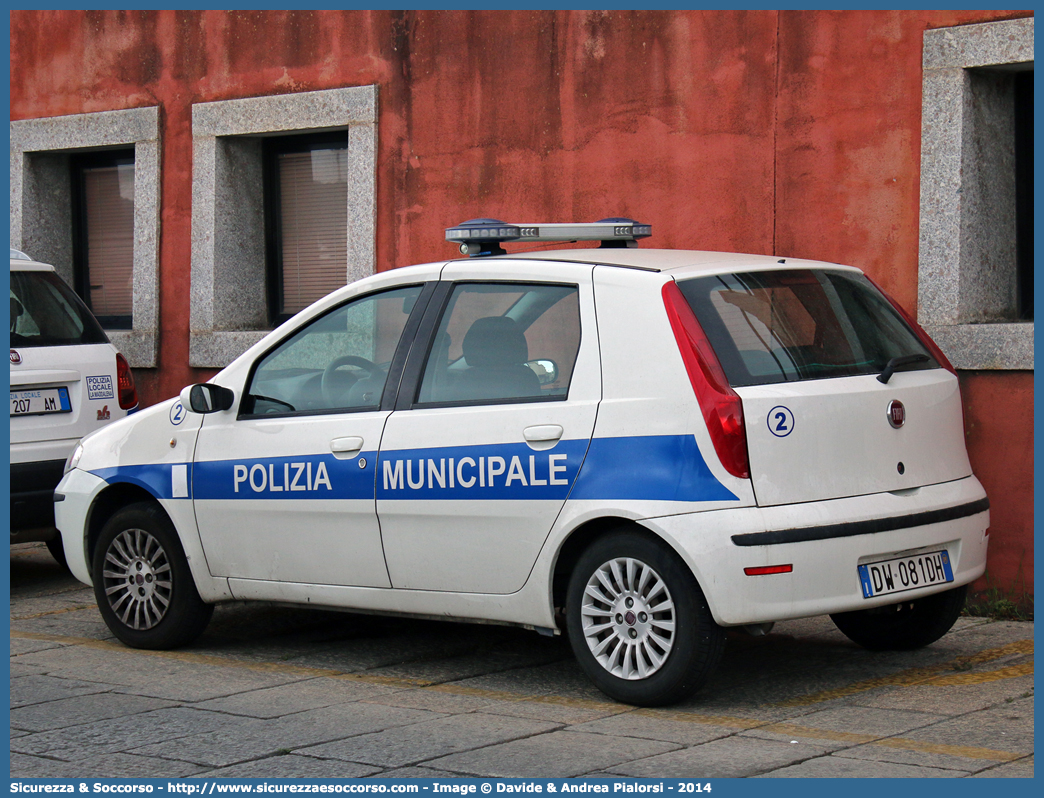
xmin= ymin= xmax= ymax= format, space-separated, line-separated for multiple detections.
xmin=55 ymin=221 xmax=988 ymax=706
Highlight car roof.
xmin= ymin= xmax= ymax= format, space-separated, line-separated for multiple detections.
xmin=466 ymin=247 xmax=864 ymax=278
xmin=10 ymin=258 xmax=57 ymax=272
xmin=10 ymin=248 xmax=57 ymax=272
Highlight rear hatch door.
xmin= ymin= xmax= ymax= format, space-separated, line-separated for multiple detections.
xmin=11 ymin=344 xmax=120 ymax=452
xmin=676 ymin=267 xmax=971 ymax=507
xmin=737 ymin=370 xmax=968 ymax=506
xmin=10 ymin=266 xmax=118 ymax=457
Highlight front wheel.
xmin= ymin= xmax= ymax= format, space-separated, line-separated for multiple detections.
xmin=566 ymin=530 xmax=725 ymax=707
xmin=830 ymin=584 xmax=967 ymax=650
xmin=93 ymin=502 xmax=213 ymax=649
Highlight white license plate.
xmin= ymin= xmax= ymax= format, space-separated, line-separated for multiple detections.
xmin=859 ymin=550 xmax=954 ymax=599
xmin=10 ymin=387 xmax=72 ymax=416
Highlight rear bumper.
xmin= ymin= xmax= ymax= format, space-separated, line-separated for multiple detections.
xmin=646 ymin=476 xmax=989 ymax=627
xmin=730 ymin=496 xmax=989 ymax=547
xmin=10 ymin=459 xmax=65 ymax=531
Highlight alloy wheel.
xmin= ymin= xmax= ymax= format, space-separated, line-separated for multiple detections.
xmin=101 ymin=528 xmax=173 ymax=630
xmin=580 ymin=556 xmax=677 ymax=680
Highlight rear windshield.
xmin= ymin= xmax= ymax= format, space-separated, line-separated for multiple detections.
xmin=10 ymin=269 xmax=109 ymax=348
xmin=677 ymin=269 xmax=937 ymax=387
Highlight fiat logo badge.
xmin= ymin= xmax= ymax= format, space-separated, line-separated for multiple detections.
xmin=887 ymin=399 xmax=906 ymax=429
xmin=10 ymin=349 xmax=21 ymax=365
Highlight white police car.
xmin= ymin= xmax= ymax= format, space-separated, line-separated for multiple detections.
xmin=11 ymin=248 xmax=138 ymax=564
xmin=55 ymin=220 xmax=988 ymax=706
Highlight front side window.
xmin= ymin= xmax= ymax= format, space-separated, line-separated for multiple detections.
xmin=417 ymin=282 xmax=581 ymax=406
xmin=10 ymin=270 xmax=109 ymax=348
xmin=72 ymin=150 xmax=135 ymax=329
xmin=678 ymin=270 xmax=937 ymax=387
xmin=241 ymin=285 xmax=423 ymax=417
xmin=265 ymin=134 xmax=350 ymax=322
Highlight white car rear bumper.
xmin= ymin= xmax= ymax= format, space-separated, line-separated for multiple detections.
xmin=647 ymin=475 xmax=989 ymax=627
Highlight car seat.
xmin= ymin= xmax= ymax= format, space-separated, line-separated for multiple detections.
xmin=458 ymin=316 xmax=541 ymax=401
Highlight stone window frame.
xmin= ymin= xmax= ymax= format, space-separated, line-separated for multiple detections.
xmin=918 ymin=17 xmax=1034 ymax=370
xmin=10 ymin=107 xmax=161 ymax=368
xmin=190 ymin=86 xmax=377 ymax=368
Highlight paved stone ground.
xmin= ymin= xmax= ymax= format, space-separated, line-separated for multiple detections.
xmin=9 ymin=542 xmax=1034 ymax=779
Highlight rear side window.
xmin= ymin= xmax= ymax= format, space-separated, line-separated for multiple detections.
xmin=417 ymin=282 xmax=581 ymax=406
xmin=676 ymin=269 xmax=937 ymax=387
xmin=10 ymin=270 xmax=108 ymax=348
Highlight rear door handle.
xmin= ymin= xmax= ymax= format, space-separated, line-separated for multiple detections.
xmin=330 ymin=436 xmax=364 ymax=458
xmin=524 ymin=425 xmax=564 ymax=451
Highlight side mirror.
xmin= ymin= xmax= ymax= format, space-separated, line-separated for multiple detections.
xmin=179 ymin=383 xmax=235 ymax=414
xmin=525 ymin=359 xmax=559 ymax=386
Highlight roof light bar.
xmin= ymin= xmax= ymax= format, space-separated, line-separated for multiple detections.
xmin=446 ymin=217 xmax=652 ymax=257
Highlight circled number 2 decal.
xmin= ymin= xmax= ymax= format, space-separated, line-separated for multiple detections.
xmin=169 ymin=401 xmax=186 ymax=426
xmin=767 ymin=405 xmax=795 ymax=438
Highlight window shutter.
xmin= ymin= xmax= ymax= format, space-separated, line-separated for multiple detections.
xmin=278 ymin=149 xmax=349 ymax=316
xmin=83 ymin=164 xmax=135 ymax=321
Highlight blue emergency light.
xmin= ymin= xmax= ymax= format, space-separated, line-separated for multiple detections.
xmin=446 ymin=218 xmax=652 ymax=257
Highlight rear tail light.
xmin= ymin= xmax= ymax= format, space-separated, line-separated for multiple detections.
xmin=662 ymin=281 xmax=750 ymax=480
xmin=866 ymin=276 xmax=957 ymax=376
xmin=116 ymin=352 xmax=138 ymax=410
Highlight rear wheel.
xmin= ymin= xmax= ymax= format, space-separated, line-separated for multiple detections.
xmin=830 ymin=585 xmax=967 ymax=650
xmin=92 ymin=502 xmax=213 ymax=649
xmin=566 ymin=530 xmax=724 ymax=707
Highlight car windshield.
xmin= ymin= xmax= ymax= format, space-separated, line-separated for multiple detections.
xmin=10 ymin=269 xmax=109 ymax=347
xmin=677 ymin=269 xmax=937 ymax=387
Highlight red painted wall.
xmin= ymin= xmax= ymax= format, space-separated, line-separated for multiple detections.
xmin=9 ymin=10 xmax=1033 ymax=599
xmin=960 ymin=372 xmax=1034 ymax=601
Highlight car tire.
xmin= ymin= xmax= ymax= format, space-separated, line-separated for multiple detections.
xmin=830 ymin=584 xmax=967 ymax=651
xmin=45 ymin=534 xmax=69 ymax=571
xmin=92 ymin=502 xmax=213 ymax=650
xmin=566 ymin=530 xmax=725 ymax=707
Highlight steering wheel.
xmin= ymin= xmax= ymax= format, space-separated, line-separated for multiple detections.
xmin=321 ymin=355 xmax=378 ymax=407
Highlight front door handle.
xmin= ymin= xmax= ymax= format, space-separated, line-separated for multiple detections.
xmin=330 ymin=436 xmax=364 ymax=458
xmin=524 ymin=425 xmax=563 ymax=451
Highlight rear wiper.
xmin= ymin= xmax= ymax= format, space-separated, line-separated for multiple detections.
xmin=877 ymin=353 xmax=930 ymax=384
